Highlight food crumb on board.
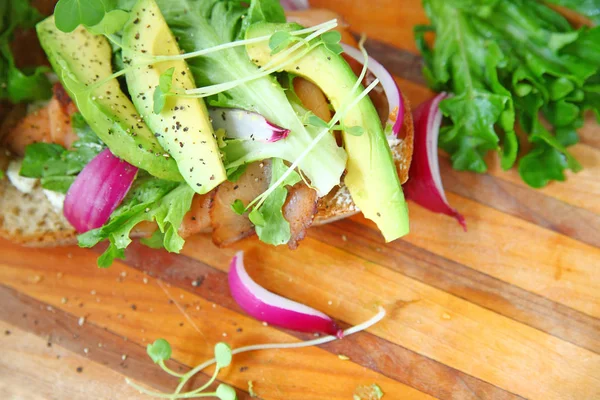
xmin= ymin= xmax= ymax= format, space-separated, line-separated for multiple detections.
xmin=143 ymin=277 xmax=149 ymax=284
xmin=122 ymin=354 xmax=128 ymax=361
xmin=83 ymin=348 xmax=89 ymax=355
xmin=61 ymin=297 xmax=68 ymax=304
xmin=78 ymin=316 xmax=86 ymax=326
xmin=338 ymin=354 xmax=350 ymax=360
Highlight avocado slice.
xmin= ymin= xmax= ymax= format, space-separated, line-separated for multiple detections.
xmin=36 ymin=17 xmax=182 ymax=182
xmin=246 ymin=23 xmax=409 ymax=241
xmin=121 ymin=0 xmax=226 ymax=195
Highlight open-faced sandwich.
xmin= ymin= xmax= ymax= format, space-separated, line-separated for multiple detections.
xmin=0 ymin=0 xmax=413 ymax=266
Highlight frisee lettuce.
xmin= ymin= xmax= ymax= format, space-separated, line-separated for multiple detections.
xmin=145 ymin=0 xmax=347 ymax=197
xmin=78 ymin=176 xmax=194 ymax=267
xmin=417 ymin=0 xmax=599 ymax=188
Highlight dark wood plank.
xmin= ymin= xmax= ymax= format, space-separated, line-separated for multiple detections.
xmin=308 ymin=220 xmax=600 ymax=354
xmin=439 ymin=157 xmax=600 ymax=249
xmin=0 ymin=284 xmax=253 ymax=400
xmin=109 ymin=241 xmax=524 ymax=400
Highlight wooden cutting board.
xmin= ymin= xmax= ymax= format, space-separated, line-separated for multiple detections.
xmin=1 ymin=1 xmax=599 ymax=399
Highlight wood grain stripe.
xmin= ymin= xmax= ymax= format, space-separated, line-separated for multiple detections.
xmin=387 ymin=195 xmax=600 ymax=319
xmin=439 ymin=156 xmax=600 ymax=249
xmin=0 ymin=284 xmax=250 ymax=399
xmin=180 ymin=234 xmax=600 ymax=400
xmin=112 ymin=241 xmax=524 ymax=400
xmin=0 ymin=240 xmax=433 ymax=400
xmin=1 ymin=322 xmax=148 ymax=400
xmin=310 ymin=219 xmax=600 ymax=353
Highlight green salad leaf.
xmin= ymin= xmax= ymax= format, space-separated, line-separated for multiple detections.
xmin=417 ymin=0 xmax=600 ymax=187
xmin=54 ymin=0 xmax=116 ymax=33
xmin=19 ymin=113 xmax=105 ymax=193
xmin=0 ymin=0 xmax=52 ymax=103
xmin=78 ymin=176 xmax=194 ymax=267
xmin=141 ymin=0 xmax=346 ymax=197
xmin=251 ymin=158 xmax=300 ymax=246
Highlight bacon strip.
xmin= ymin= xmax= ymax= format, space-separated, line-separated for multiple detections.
xmin=2 ymin=83 xmax=78 ymax=155
xmin=210 ymin=161 xmax=271 ymax=247
xmin=284 ymin=181 xmax=318 ymax=249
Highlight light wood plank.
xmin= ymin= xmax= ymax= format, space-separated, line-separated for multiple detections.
xmin=382 ymin=194 xmax=600 ymax=319
xmin=0 ymin=322 xmax=148 ymax=400
xmin=179 ymin=235 xmax=600 ymax=400
xmin=0 ymin=241 xmax=434 ymax=400
xmin=485 ymin=144 xmax=600 ymax=215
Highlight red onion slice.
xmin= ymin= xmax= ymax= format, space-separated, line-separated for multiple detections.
xmin=281 ymin=0 xmax=310 ymax=11
xmin=404 ymin=93 xmax=466 ymax=230
xmin=229 ymin=251 xmax=342 ymax=337
xmin=64 ymin=148 xmax=138 ymax=233
xmin=341 ymin=43 xmax=405 ymax=141
xmin=209 ymin=108 xmax=290 ymax=143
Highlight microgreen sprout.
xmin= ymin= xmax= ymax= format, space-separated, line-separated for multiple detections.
xmin=269 ymin=31 xmax=300 ymax=55
xmin=54 ymin=0 xmax=115 ymax=33
xmin=87 ymin=9 xmax=130 ymax=36
xmin=77 ymin=19 xmax=340 ymax=108
xmin=126 ymin=307 xmax=385 ymax=399
xmin=183 ymin=21 xmax=335 ymax=98
xmin=321 ymin=31 xmax=343 ymax=55
xmin=153 ymin=68 xmax=175 ymax=114
xmin=231 ymin=199 xmax=246 ymax=215
xmin=245 ymin=76 xmax=381 ymax=212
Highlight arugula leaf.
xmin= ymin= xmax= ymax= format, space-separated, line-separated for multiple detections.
xmin=54 ymin=0 xmax=115 ymax=33
xmin=19 ymin=113 xmax=105 ymax=193
xmin=252 ymin=158 xmax=300 ymax=246
xmin=78 ymin=177 xmax=194 ymax=267
xmin=418 ymin=0 xmax=600 ymax=187
xmin=0 ymin=0 xmax=52 ymax=103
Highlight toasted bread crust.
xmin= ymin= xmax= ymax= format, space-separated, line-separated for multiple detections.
xmin=0 ymin=178 xmax=77 ymax=247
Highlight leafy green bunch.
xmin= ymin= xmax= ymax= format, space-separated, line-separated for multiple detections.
xmin=0 ymin=1 xmax=53 ymax=103
xmin=416 ymin=0 xmax=599 ymax=187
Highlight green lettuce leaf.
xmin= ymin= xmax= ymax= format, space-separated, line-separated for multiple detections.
xmin=78 ymin=177 xmax=194 ymax=267
xmin=0 ymin=0 xmax=52 ymax=103
xmin=19 ymin=113 xmax=105 ymax=193
xmin=418 ymin=0 xmax=600 ymax=187
xmin=131 ymin=0 xmax=346 ymax=197
xmin=251 ymin=158 xmax=300 ymax=246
